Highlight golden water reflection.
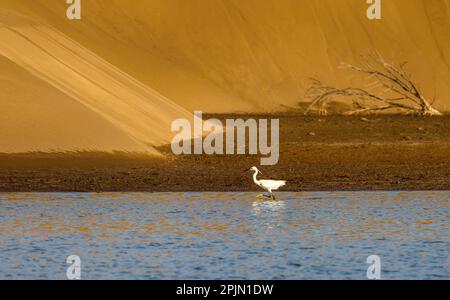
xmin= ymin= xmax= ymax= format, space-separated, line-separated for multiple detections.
xmin=0 ymin=191 xmax=448 ymax=279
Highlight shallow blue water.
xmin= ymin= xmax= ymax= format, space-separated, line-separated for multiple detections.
xmin=0 ymin=191 xmax=448 ymax=279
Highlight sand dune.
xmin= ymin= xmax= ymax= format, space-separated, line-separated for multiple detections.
xmin=8 ymin=0 xmax=450 ymax=110
xmin=1 ymin=0 xmax=450 ymax=153
xmin=0 ymin=9 xmax=191 ymax=153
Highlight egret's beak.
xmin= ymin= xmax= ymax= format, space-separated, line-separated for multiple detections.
xmin=259 ymin=171 xmax=263 ymax=175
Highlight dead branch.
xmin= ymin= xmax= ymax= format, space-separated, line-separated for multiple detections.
xmin=305 ymin=54 xmax=442 ymax=116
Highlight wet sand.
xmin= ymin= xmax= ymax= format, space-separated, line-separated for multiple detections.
xmin=0 ymin=114 xmax=449 ymax=192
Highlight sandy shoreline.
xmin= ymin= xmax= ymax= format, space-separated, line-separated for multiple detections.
xmin=0 ymin=114 xmax=449 ymax=192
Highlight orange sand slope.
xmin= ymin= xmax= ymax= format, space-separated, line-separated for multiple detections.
xmin=1 ymin=0 xmax=450 ymax=153
xmin=0 ymin=9 xmax=191 ymax=153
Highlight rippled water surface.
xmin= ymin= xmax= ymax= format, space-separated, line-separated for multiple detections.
xmin=0 ymin=191 xmax=449 ymax=279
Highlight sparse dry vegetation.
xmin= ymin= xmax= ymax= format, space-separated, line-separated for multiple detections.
xmin=305 ymin=54 xmax=442 ymax=116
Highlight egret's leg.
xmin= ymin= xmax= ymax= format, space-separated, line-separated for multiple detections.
xmin=267 ymin=189 xmax=275 ymax=200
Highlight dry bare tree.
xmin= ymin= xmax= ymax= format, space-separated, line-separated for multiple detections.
xmin=304 ymin=54 xmax=442 ymax=116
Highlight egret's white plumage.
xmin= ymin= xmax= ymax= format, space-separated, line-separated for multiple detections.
xmin=249 ymin=166 xmax=286 ymax=199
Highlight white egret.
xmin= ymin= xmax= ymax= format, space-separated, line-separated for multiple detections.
xmin=248 ymin=166 xmax=286 ymax=200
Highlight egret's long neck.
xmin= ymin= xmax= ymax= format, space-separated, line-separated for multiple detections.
xmin=253 ymin=170 xmax=260 ymax=185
